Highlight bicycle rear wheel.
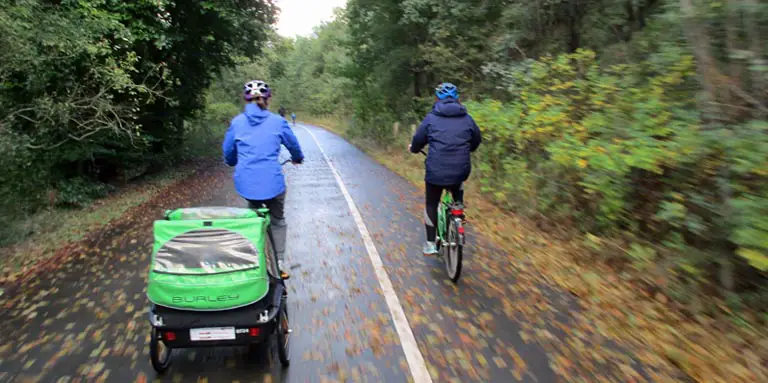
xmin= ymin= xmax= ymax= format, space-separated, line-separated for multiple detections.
xmin=276 ymin=302 xmax=291 ymax=366
xmin=150 ymin=327 xmax=172 ymax=373
xmin=444 ymin=218 xmax=463 ymax=283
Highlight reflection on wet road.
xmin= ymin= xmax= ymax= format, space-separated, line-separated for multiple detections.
xmin=0 ymin=123 xmax=653 ymax=382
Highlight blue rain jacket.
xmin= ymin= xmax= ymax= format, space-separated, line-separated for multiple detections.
xmin=223 ymin=103 xmax=304 ymax=200
xmin=410 ymin=99 xmax=482 ymax=186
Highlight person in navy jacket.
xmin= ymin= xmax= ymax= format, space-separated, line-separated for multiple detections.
xmin=409 ymin=82 xmax=482 ymax=255
xmin=223 ymin=80 xmax=304 ymax=265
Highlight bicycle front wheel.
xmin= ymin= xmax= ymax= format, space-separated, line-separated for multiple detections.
xmin=444 ymin=218 xmax=463 ymax=283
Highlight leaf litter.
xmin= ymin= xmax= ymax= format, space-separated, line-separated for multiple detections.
xmin=354 ymin=139 xmax=767 ymax=382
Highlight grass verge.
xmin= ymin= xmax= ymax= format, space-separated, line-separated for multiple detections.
xmin=303 ymin=116 xmax=768 ymax=382
xmin=0 ymin=160 xmax=208 ymax=289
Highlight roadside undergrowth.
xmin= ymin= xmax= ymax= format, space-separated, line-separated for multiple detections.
xmin=304 ymin=117 xmax=768 ymax=382
xmin=0 ymin=159 xmax=211 ymax=289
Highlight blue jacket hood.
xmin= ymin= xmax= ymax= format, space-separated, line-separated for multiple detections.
xmin=245 ymin=103 xmax=270 ymax=126
xmin=432 ymin=99 xmax=467 ymax=117
xmin=222 ymin=104 xmax=305 ymax=200
xmin=410 ymin=99 xmax=483 ymax=185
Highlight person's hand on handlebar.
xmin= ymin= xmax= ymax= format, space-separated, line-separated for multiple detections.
xmin=408 ymin=144 xmax=427 ymax=156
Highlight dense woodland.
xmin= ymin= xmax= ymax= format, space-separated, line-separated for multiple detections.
xmin=1 ymin=0 xmax=767 ymax=311
xmin=262 ymin=0 xmax=768 ymax=309
xmin=0 ymin=0 xmax=276 ymax=216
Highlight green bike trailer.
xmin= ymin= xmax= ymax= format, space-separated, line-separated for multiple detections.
xmin=147 ymin=207 xmax=278 ymax=311
xmin=146 ymin=207 xmax=291 ymax=373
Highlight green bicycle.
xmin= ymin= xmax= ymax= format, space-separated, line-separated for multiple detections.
xmin=436 ymin=187 xmax=466 ymax=283
xmin=420 ymin=151 xmax=466 ymax=283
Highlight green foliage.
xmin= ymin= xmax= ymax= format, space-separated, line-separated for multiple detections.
xmin=732 ymin=194 xmax=768 ymax=271
xmin=213 ymin=0 xmax=768 ymax=302
xmin=466 ymin=46 xmax=768 ymax=286
xmin=180 ymin=99 xmax=242 ymax=160
xmin=0 ymin=0 xmax=277 ymax=218
xmin=271 ymin=16 xmax=354 ymax=117
xmin=56 ymin=178 xmax=113 ymax=208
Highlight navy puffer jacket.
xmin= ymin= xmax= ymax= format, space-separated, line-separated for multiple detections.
xmin=409 ymin=99 xmax=482 ymax=186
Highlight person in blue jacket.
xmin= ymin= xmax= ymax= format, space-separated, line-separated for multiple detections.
xmin=223 ymin=80 xmax=304 ymax=266
xmin=409 ymin=82 xmax=482 ymax=255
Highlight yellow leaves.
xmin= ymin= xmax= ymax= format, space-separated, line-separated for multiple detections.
xmin=23 ymin=359 xmax=36 ymax=370
xmin=578 ymin=159 xmax=588 ymax=169
xmin=549 ymin=80 xmax=574 ymax=91
xmin=754 ymin=164 xmax=768 ymax=177
xmin=507 ymin=347 xmax=528 ymax=380
xmin=584 ymin=233 xmax=603 ymax=250
xmin=476 ymin=353 xmax=488 ymax=368
xmin=736 ymin=248 xmax=768 ymax=271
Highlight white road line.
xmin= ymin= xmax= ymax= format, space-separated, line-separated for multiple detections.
xmin=302 ymin=125 xmax=434 ymax=383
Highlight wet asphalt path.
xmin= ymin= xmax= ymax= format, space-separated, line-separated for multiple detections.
xmin=0 ymin=123 xmax=656 ymax=382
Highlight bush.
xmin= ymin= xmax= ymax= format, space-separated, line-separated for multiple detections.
xmin=56 ymin=178 xmax=113 ymax=208
xmin=0 ymin=133 xmax=52 ymax=216
xmin=178 ymin=100 xmax=241 ymax=160
xmin=0 ymin=0 xmax=276 ymax=218
xmin=465 ymin=49 xmax=768 ymax=290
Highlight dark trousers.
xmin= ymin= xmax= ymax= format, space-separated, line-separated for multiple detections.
xmin=247 ymin=192 xmax=287 ymax=263
xmin=424 ymin=182 xmax=463 ymax=242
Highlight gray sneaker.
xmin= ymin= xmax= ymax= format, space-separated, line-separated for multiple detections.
xmin=422 ymin=241 xmax=438 ymax=256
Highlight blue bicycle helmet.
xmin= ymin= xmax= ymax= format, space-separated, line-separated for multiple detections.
xmin=435 ymin=82 xmax=459 ymax=100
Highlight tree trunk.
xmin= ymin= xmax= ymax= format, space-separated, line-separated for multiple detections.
xmin=679 ymin=0 xmax=723 ymax=120
xmin=625 ymin=0 xmax=636 ymax=42
xmin=744 ymin=0 xmax=765 ymax=116
xmin=413 ymin=71 xmax=422 ymax=98
xmin=638 ymin=0 xmax=661 ymax=29
xmin=725 ymin=0 xmax=744 ymax=120
xmin=567 ymin=0 xmax=582 ymax=53
xmin=718 ymin=165 xmax=735 ymax=292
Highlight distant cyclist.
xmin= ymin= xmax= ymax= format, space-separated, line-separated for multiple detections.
xmin=223 ymin=80 xmax=304 ymax=267
xmin=278 ymin=105 xmax=287 ymax=118
xmin=409 ymin=82 xmax=482 ymax=256
xmin=291 ymin=112 xmax=296 ymax=126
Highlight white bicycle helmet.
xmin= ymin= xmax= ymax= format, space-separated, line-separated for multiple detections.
xmin=243 ymin=80 xmax=271 ymax=101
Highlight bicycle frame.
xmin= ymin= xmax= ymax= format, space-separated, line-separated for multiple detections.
xmin=436 ymin=192 xmax=452 ymax=243
xmin=416 ymin=149 xmax=465 ymax=282
xmin=436 ymin=191 xmax=465 ymax=245
xmin=255 ymin=207 xmax=272 ymax=227
xmin=418 ymin=149 xmax=465 ymax=246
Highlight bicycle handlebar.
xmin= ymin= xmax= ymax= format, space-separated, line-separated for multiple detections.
xmin=281 ymin=159 xmax=304 ymax=165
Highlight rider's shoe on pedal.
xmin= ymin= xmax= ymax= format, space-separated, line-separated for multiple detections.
xmin=277 ymin=260 xmax=290 ymax=279
xmin=423 ymin=241 xmax=438 ymax=256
